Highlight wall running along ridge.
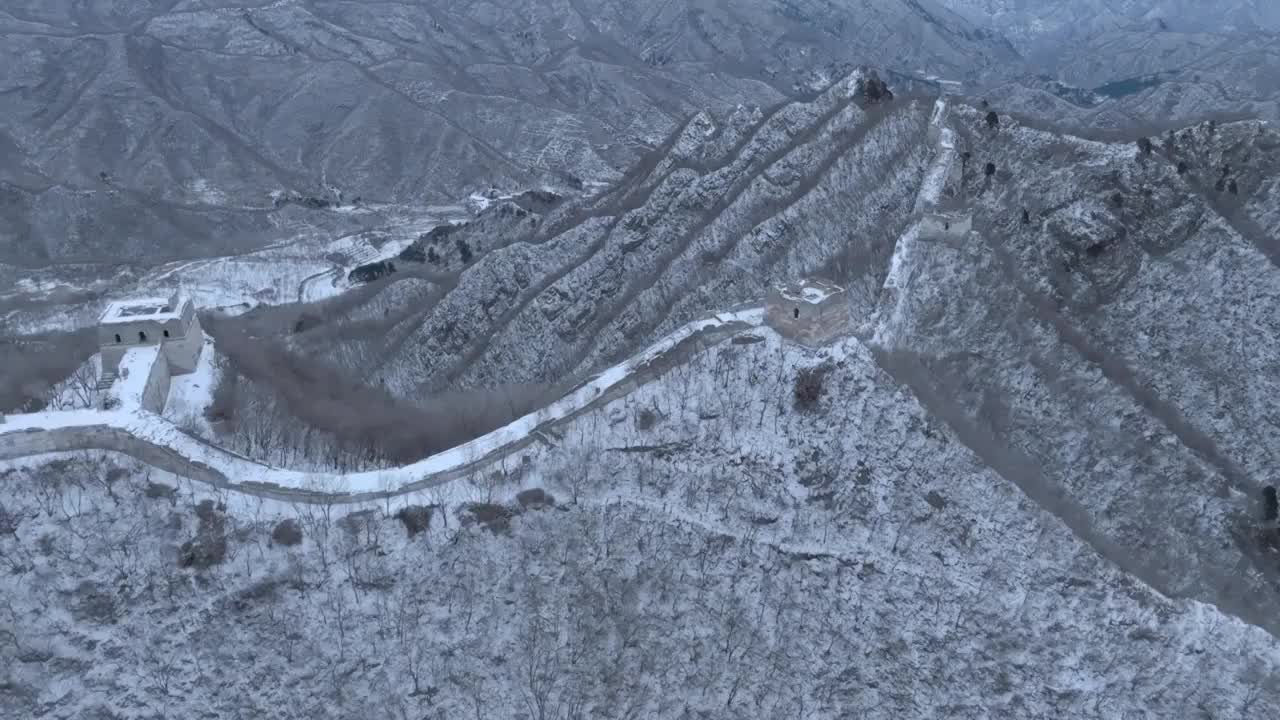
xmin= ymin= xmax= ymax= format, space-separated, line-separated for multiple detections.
xmin=0 ymin=310 xmax=766 ymax=505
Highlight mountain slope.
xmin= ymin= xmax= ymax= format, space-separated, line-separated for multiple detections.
xmin=0 ymin=0 xmax=1015 ymax=264
xmin=873 ymin=104 xmax=1280 ymax=635
xmin=271 ymin=72 xmax=932 ymax=409
xmin=3 ymin=330 xmax=1279 ymax=718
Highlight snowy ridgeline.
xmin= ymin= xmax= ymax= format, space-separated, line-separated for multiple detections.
xmin=2 ymin=330 xmax=1278 ymax=719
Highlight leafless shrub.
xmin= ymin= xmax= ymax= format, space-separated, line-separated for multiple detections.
xmin=516 ymin=488 xmax=556 ymax=509
xmin=635 ymin=408 xmax=660 ymax=431
xmin=925 ymin=490 xmax=947 ymax=510
xmin=232 ymin=577 xmax=282 ymax=611
xmin=44 ymin=358 xmax=99 ymax=410
xmin=0 ymin=502 xmax=18 ymax=536
xmin=179 ymin=534 xmax=227 ymax=569
xmin=271 ymin=519 xmax=303 ymax=547
xmin=71 ymin=580 xmax=118 ymax=624
xmin=205 ymin=356 xmax=239 ymax=425
xmin=395 ymin=505 xmax=433 ymax=538
xmin=179 ymin=501 xmax=228 ymax=569
xmin=194 ymin=499 xmax=222 ymax=523
xmin=793 ymin=366 xmax=828 ymax=412
xmin=144 ymin=482 xmax=176 ymax=502
xmin=337 ymin=509 xmax=378 ymax=539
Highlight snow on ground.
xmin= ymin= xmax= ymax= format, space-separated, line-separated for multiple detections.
xmin=139 ymin=247 xmax=335 ymax=312
xmin=779 ymin=280 xmax=841 ymax=304
xmin=0 ymin=206 xmax=474 ymax=335
xmin=0 ymin=308 xmax=767 ymax=496
xmin=162 ymin=336 xmax=217 ymax=433
xmin=135 ymin=207 xmax=470 ymax=311
xmin=112 ymin=346 xmax=161 ymax=409
xmin=929 ymin=98 xmax=948 ymax=127
xmin=4 ymin=322 xmax=1280 ymax=719
xmin=186 ymin=178 xmax=229 ymax=205
xmin=914 ymin=99 xmax=956 ymax=214
xmin=874 ymin=223 xmax=924 ymax=346
xmin=309 ymin=215 xmax=466 ymax=302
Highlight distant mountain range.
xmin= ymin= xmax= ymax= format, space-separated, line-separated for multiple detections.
xmin=935 ymin=0 xmax=1280 ymax=127
xmin=935 ymin=0 xmax=1280 ymax=57
xmin=2 ymin=0 xmax=1278 ymax=267
xmin=0 ymin=0 xmax=1014 ymax=265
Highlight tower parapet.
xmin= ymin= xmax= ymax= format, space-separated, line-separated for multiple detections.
xmin=765 ymin=279 xmax=850 ymax=347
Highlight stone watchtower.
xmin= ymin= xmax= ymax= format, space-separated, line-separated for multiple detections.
xmin=765 ymin=279 xmax=850 ymax=347
xmin=97 ymin=291 xmax=204 ymax=390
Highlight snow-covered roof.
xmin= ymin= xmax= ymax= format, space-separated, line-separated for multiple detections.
xmin=100 ymin=294 xmax=189 ymax=326
xmin=776 ymin=279 xmax=844 ymax=305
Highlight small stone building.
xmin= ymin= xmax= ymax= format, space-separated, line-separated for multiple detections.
xmin=97 ymin=292 xmax=203 ymax=395
xmin=765 ymin=279 xmax=850 ymax=346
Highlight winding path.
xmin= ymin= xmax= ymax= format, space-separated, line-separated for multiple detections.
xmin=0 ymin=309 xmax=765 ymax=504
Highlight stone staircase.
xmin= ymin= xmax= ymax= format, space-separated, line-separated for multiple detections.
xmin=95 ymin=371 xmax=118 ymax=392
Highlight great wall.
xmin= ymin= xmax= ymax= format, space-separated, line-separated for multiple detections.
xmin=0 ymin=96 xmax=968 ymax=507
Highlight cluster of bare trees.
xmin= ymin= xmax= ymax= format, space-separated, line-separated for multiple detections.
xmin=202 ymin=327 xmax=562 ymax=470
xmin=0 ymin=328 xmax=97 ymax=412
